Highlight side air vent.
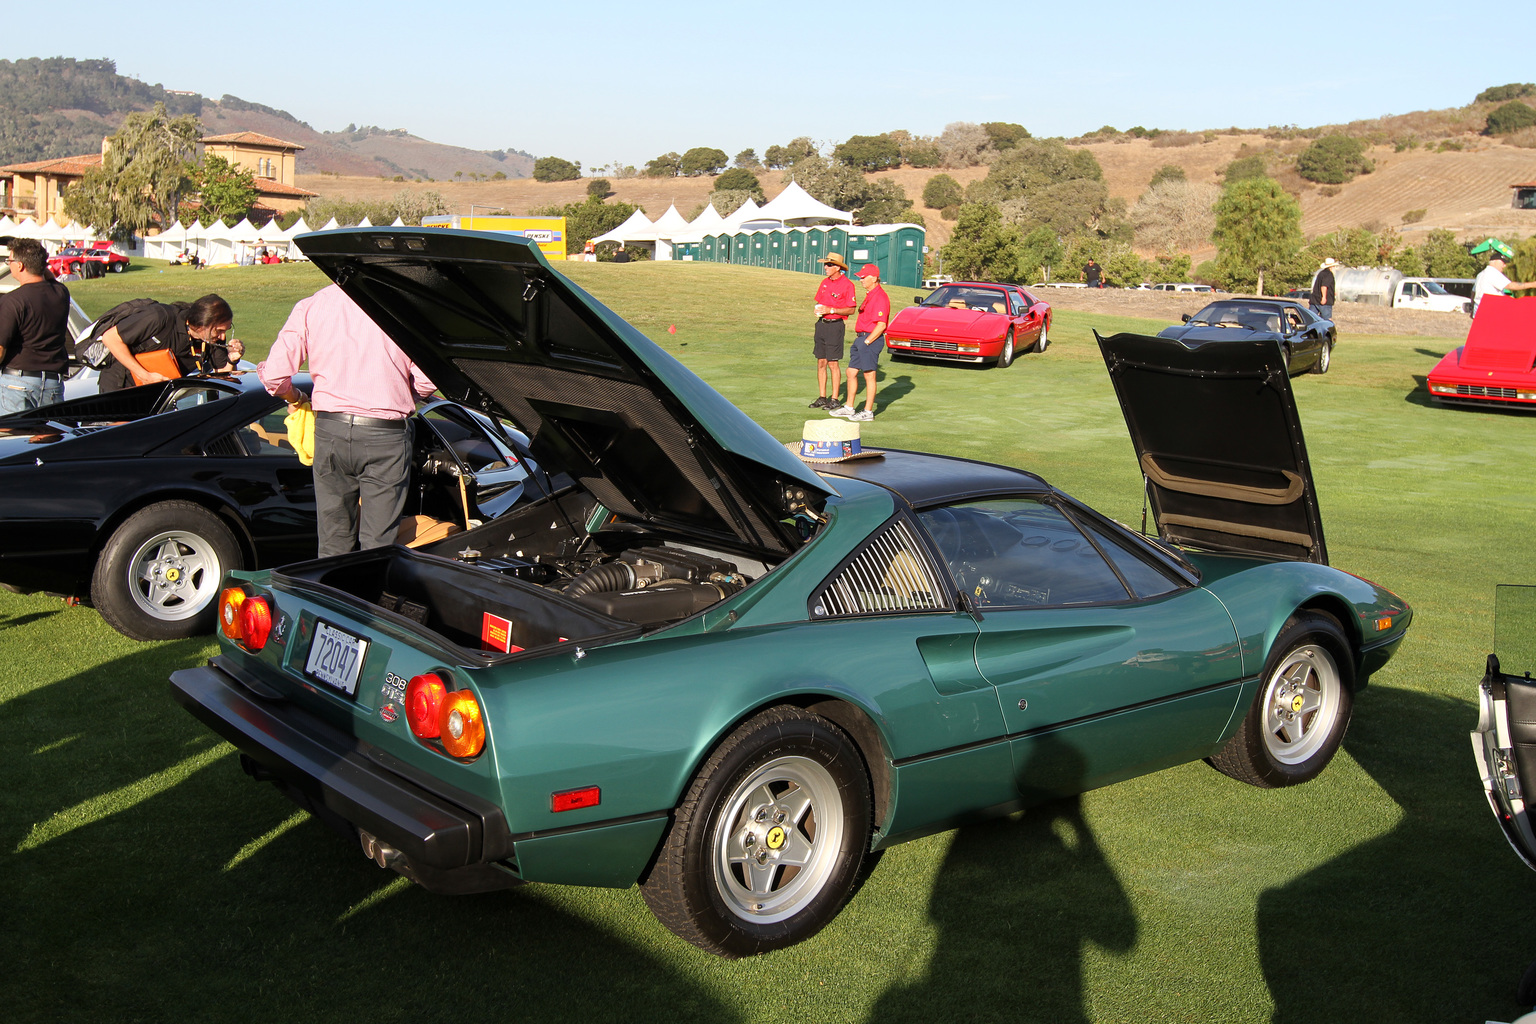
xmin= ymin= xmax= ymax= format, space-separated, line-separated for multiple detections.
xmin=811 ymin=519 xmax=949 ymax=618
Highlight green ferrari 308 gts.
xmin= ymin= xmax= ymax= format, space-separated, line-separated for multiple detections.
xmin=172 ymin=229 xmax=1411 ymax=957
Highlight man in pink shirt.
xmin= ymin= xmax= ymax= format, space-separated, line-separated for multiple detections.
xmin=810 ymin=252 xmax=856 ymax=410
xmin=831 ymin=264 xmax=889 ymax=422
xmin=260 ymin=284 xmax=437 ymax=557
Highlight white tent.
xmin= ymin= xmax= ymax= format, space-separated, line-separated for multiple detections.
xmin=744 ymin=181 xmax=852 ymax=227
xmin=390 ymin=216 xmax=405 ymax=227
xmin=357 ymin=216 xmax=373 ymax=228
xmin=720 ymin=198 xmax=762 ymax=233
xmin=319 ymin=217 xmax=341 ymax=231
xmin=591 ymin=207 xmax=657 ymax=245
xmin=145 ymin=220 xmax=186 ymax=260
xmin=688 ymin=203 xmax=727 ymax=234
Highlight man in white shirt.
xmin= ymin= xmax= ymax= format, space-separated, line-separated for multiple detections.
xmin=1471 ymin=238 xmax=1536 ymax=315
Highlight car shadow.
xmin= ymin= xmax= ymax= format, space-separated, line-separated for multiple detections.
xmin=1404 ymin=374 xmax=1437 ymax=408
xmin=3 ymin=643 xmax=742 ymax=1023
xmin=1256 ymin=686 xmax=1535 ymax=1024
xmin=0 ymin=607 xmax=62 ymax=629
xmin=1414 ymin=348 xmax=1449 ymax=360
xmin=864 ymin=741 xmax=1136 ymax=1023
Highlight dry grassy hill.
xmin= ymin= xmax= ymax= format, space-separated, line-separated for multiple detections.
xmin=297 ymin=133 xmax=1536 ymax=252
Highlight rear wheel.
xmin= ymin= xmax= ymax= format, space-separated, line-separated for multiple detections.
xmin=1207 ymin=612 xmax=1354 ymax=788
xmin=640 ymin=706 xmax=873 ymax=957
xmin=995 ymin=330 xmax=1015 ymax=369
xmin=91 ymin=501 xmax=242 ymax=641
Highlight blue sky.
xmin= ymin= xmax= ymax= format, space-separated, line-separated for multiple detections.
xmin=26 ymin=1 xmax=1529 ymax=170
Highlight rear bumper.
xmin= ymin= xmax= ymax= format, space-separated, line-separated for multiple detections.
xmin=171 ymin=656 xmax=514 ymax=879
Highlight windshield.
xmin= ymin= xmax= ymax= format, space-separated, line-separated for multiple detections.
xmin=1421 ymin=280 xmax=1450 ymax=295
xmin=921 ymin=284 xmax=1010 ymax=312
xmin=1496 ymin=584 xmax=1536 ymax=678
xmin=1186 ymin=302 xmax=1288 ymax=331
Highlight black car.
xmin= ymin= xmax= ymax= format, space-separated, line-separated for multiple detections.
xmin=0 ymin=375 xmax=545 ymax=640
xmin=1158 ymin=298 xmax=1337 ymax=375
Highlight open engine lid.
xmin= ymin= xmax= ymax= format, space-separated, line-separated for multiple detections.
xmin=1095 ymin=330 xmax=1327 ymax=564
xmin=298 ymin=228 xmax=830 ymax=558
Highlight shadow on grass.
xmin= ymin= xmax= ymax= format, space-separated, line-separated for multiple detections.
xmin=875 ymin=372 xmax=915 ymax=413
xmin=0 ymin=607 xmax=62 ymax=630
xmin=0 ymin=644 xmax=739 ymax=1023
xmin=867 ymin=743 xmax=1135 ymax=1023
xmin=1414 ymin=349 xmax=1449 ymax=359
xmin=1257 ymin=686 xmax=1533 ymax=1024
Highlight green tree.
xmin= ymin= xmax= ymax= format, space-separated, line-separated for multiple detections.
xmin=1486 ymin=101 xmax=1536 ymax=136
xmin=1212 ymin=177 xmax=1303 ymax=294
xmin=586 ymin=177 xmax=610 ymax=198
xmin=733 ymin=148 xmax=761 ymax=169
xmin=707 ymin=190 xmax=757 ymax=217
xmin=192 ymin=153 xmax=257 ymax=224
xmin=1418 ymin=228 xmax=1478 ymax=277
xmin=1222 ymin=154 xmax=1268 ymax=182
xmin=943 ymin=203 xmax=1024 ymax=282
xmin=713 ymin=167 xmax=765 ymax=201
xmin=64 ymin=102 xmax=200 ymax=239
xmin=764 ymin=137 xmax=817 ymax=169
xmin=680 ymin=147 xmax=728 ymax=176
xmin=644 ymin=152 xmax=682 ymax=177
xmin=833 ymin=134 xmax=900 ymax=171
xmin=788 ymin=157 xmax=916 ymax=224
xmin=1295 ymin=136 xmax=1373 ymax=184
xmin=530 ymin=194 xmax=641 ymax=254
xmin=1477 ymin=83 xmax=1536 ymax=104
xmin=1391 ymin=246 xmax=1426 ymax=277
xmin=922 ymin=173 xmax=963 ymax=210
xmin=533 ymin=156 xmax=580 ymax=182
xmin=1017 ymin=225 xmax=1063 ymax=283
xmin=854 ymin=179 xmax=918 ymax=225
xmin=1148 ymin=164 xmax=1186 ymax=189
xmin=981 ymin=122 xmax=1030 ymax=151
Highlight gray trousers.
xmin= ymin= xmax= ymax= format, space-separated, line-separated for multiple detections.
xmin=313 ymin=415 xmax=414 ymax=558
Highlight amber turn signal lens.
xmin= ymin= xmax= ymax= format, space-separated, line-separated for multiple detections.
xmin=219 ymin=587 xmax=246 ymax=640
xmin=406 ymin=674 xmax=448 ymax=739
xmin=240 ymin=597 xmax=272 ymax=650
xmin=439 ymin=690 xmax=485 ymax=758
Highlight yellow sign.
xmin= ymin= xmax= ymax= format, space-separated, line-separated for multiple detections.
xmin=462 ymin=216 xmax=567 ymax=261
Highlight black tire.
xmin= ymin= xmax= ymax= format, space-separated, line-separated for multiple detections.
xmin=110 ymin=261 xmax=126 ymax=273
xmin=1207 ymin=611 xmax=1354 ymax=788
xmin=91 ymin=501 xmax=242 ymax=641
xmin=995 ymin=329 xmax=1015 ymax=369
xmin=640 ymin=705 xmax=873 ymax=957
xmin=1518 ymin=957 xmax=1536 ymax=1006
xmin=1311 ymin=340 xmax=1333 ymax=374
xmin=1034 ymin=320 xmax=1049 ymax=353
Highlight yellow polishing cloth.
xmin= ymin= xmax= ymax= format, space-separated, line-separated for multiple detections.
xmin=284 ymin=400 xmax=316 ymax=466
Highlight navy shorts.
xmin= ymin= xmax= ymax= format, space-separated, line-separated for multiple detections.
xmin=813 ymin=318 xmax=845 ymax=360
xmin=849 ymin=332 xmax=883 ymax=372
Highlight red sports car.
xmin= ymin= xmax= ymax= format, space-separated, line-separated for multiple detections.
xmin=885 ymin=281 xmax=1051 ymax=368
xmin=48 ymin=243 xmax=130 ymax=277
xmin=1426 ymin=295 xmax=1536 ymax=408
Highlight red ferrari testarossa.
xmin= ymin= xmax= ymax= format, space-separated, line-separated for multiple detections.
xmin=1427 ymin=295 xmax=1536 ymax=408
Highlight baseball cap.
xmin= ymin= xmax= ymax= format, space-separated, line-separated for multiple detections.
xmin=855 ymin=264 xmax=879 ymax=280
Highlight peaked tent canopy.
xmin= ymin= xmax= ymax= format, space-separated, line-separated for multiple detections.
xmin=746 ymin=181 xmax=852 ymax=226
xmin=650 ymin=203 xmax=692 ymax=237
xmin=591 ymin=207 xmax=658 ymax=244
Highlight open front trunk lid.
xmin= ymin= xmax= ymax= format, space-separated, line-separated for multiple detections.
xmin=1473 ymin=584 xmax=1536 ymax=870
xmin=297 ymin=228 xmax=830 ymax=559
xmin=1095 ymin=331 xmax=1326 ymax=564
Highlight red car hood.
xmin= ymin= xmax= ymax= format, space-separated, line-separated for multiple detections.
xmin=890 ymin=304 xmax=1007 ymax=339
xmin=1429 ymin=296 xmax=1536 ymax=381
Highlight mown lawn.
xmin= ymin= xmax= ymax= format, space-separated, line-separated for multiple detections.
xmin=5 ymin=259 xmax=1534 ymax=1023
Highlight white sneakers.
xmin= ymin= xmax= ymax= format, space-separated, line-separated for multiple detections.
xmin=830 ymin=405 xmax=872 ymax=421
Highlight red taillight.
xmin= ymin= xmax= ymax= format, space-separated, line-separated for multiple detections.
xmin=552 ymin=786 xmax=601 ymax=813
xmin=439 ymin=690 xmax=485 ymax=758
xmin=240 ymin=597 xmax=272 ymax=650
xmin=406 ymin=674 xmax=448 ymax=739
xmin=219 ymin=587 xmax=246 ymax=640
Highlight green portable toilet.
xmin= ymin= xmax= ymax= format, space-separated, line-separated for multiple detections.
xmin=768 ymin=230 xmax=787 ymax=270
xmin=700 ymin=235 xmax=716 ymax=262
xmin=803 ymin=228 xmax=826 ymax=271
xmin=785 ymin=229 xmax=806 ymax=274
xmin=825 ymin=227 xmax=848 ymax=267
xmin=734 ymin=231 xmax=754 ymax=266
xmin=674 ymin=241 xmax=699 ymax=261
xmin=888 ymin=224 xmax=925 ymax=288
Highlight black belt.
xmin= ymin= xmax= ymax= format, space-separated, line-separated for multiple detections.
xmin=2 ymin=367 xmax=64 ymax=380
xmin=314 ymin=411 xmax=408 ymax=430
xmin=818 ymin=317 xmax=845 ymax=322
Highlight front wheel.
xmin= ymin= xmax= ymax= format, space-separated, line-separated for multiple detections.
xmin=110 ymin=261 xmax=126 ymax=273
xmin=995 ymin=330 xmax=1015 ymax=369
xmin=1311 ymin=340 xmax=1333 ymax=374
xmin=1034 ymin=320 xmax=1049 ymax=353
xmin=91 ymin=500 xmax=242 ymax=641
xmin=1207 ymin=611 xmax=1354 ymax=788
xmin=640 ymin=706 xmax=873 ymax=957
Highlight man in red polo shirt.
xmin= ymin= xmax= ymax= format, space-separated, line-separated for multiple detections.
xmin=832 ymin=264 xmax=888 ymax=421
xmin=810 ymin=252 xmax=856 ymax=409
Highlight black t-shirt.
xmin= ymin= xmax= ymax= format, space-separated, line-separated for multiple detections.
xmin=1313 ymin=268 xmax=1335 ymax=305
xmin=0 ymin=277 xmax=71 ymax=373
xmin=98 ymin=301 xmax=230 ymax=393
xmin=1084 ymin=262 xmax=1102 ymax=286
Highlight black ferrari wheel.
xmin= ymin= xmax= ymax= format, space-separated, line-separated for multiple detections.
xmin=91 ymin=501 xmax=242 ymax=641
xmin=640 ymin=705 xmax=873 ymax=957
xmin=1311 ymin=340 xmax=1332 ymax=374
xmin=1207 ymin=611 xmax=1354 ymax=788
xmin=996 ymin=330 xmax=1015 ymax=369
xmin=1034 ymin=320 xmax=1049 ymax=353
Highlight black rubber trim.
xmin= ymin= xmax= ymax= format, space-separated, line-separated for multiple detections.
xmin=170 ymin=656 xmax=513 ymax=869
xmin=507 ymin=808 xmax=672 ymax=845
xmin=890 ymin=674 xmax=1250 ymax=768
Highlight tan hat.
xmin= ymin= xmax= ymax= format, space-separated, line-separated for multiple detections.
xmin=821 ymin=252 xmax=848 ymax=271
xmin=1320 ymin=257 xmax=1339 ymax=269
xmin=787 ymin=418 xmax=884 ymax=463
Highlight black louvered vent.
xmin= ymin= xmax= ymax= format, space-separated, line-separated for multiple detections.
xmin=812 ymin=520 xmax=947 ymax=618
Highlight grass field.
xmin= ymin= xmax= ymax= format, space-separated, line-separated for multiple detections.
xmin=6 ymin=258 xmax=1536 ymax=1023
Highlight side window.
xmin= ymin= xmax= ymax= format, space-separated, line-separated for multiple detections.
xmin=1073 ymin=517 xmax=1181 ymax=599
xmin=918 ymin=498 xmax=1130 ymax=608
xmin=231 ymin=405 xmax=298 ymax=456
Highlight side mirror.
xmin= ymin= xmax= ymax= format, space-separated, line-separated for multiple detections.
xmin=913 ymin=295 xmax=924 ymax=303
xmin=1181 ymin=313 xmax=1192 ymax=323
